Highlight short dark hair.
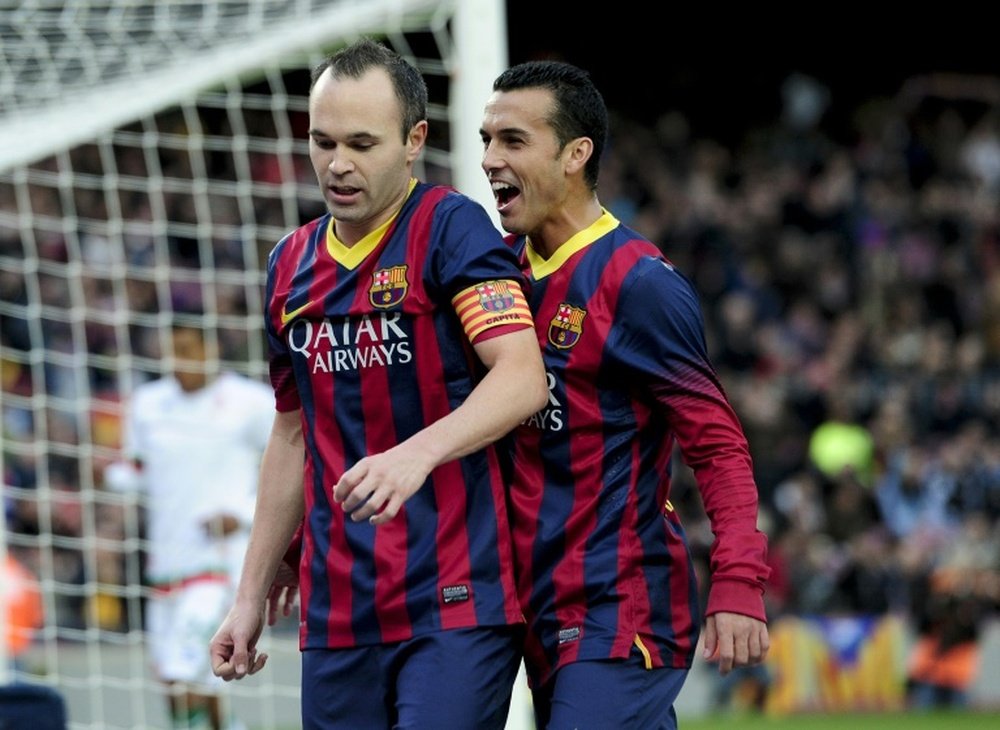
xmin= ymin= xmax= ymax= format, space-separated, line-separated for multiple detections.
xmin=311 ymin=37 xmax=428 ymax=142
xmin=493 ymin=61 xmax=608 ymax=190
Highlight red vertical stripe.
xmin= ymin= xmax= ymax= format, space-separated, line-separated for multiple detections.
xmin=407 ymin=193 xmax=476 ymax=629
xmin=302 ymin=245 xmax=356 ymax=647
xmin=351 ymin=243 xmax=412 ymax=644
xmin=531 ymin=253 xmax=588 ymax=666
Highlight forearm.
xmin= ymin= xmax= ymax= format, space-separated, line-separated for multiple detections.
xmin=235 ymin=410 xmax=305 ymax=605
xmin=404 ymin=328 xmax=546 ymax=467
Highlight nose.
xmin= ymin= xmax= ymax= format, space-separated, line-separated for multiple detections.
xmin=328 ymin=152 xmax=353 ymax=175
xmin=481 ymin=141 xmax=501 ymax=176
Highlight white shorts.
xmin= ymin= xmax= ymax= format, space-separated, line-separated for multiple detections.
xmin=147 ymin=578 xmax=231 ymax=689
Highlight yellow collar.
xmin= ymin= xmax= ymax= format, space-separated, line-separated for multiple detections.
xmin=525 ymin=209 xmax=619 ymax=279
xmin=325 ymin=178 xmax=418 ymax=269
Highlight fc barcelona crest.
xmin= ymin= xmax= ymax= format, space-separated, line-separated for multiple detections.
xmin=476 ymin=280 xmax=516 ymax=313
xmin=548 ymin=302 xmax=586 ymax=349
xmin=369 ymin=265 xmax=409 ymax=309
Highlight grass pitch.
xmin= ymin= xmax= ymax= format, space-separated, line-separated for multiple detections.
xmin=681 ymin=711 xmax=1000 ymax=729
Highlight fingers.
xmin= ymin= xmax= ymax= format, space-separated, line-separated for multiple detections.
xmin=332 ymin=460 xmax=390 ymax=523
xmin=702 ymin=615 xmax=718 ymax=662
xmin=332 ymin=461 xmax=367 ymax=506
xmin=212 ymin=651 xmax=269 ymax=681
xmin=333 ymin=455 xmax=421 ymax=523
xmin=282 ymin=588 xmax=297 ymax=618
xmin=715 ymin=630 xmax=736 ymax=676
xmin=369 ymin=494 xmax=403 ymax=525
xmin=266 ymin=585 xmax=299 ymax=626
xmin=705 ymin=613 xmax=770 ymax=676
xmin=751 ymin=623 xmax=770 ymax=664
xmin=265 ymin=587 xmax=282 ymax=627
xmin=209 ymin=641 xmax=234 ymax=679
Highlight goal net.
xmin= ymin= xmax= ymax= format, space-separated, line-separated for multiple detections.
xmin=0 ymin=1 xmax=525 ymax=728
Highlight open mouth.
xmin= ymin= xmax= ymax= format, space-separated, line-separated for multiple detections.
xmin=491 ymin=181 xmax=520 ymax=210
xmin=330 ymin=185 xmax=361 ymax=196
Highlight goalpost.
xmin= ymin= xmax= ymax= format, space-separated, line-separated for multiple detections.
xmin=0 ymin=1 xmax=530 ymax=728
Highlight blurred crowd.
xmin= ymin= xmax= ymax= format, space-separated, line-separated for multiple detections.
xmin=615 ymin=72 xmax=1000 ymax=707
xmin=3 ymin=69 xmax=1000 ymax=706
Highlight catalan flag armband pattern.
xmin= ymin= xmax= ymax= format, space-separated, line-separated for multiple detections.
xmin=452 ymin=279 xmax=533 ymax=343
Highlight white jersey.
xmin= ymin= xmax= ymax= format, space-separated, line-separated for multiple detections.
xmin=109 ymin=372 xmax=274 ymax=586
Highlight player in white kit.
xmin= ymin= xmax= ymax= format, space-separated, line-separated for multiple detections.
xmin=105 ymin=321 xmax=274 ymax=730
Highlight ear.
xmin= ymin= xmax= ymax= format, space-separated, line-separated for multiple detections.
xmin=406 ymin=120 xmax=429 ymax=162
xmin=563 ymin=137 xmax=593 ymax=177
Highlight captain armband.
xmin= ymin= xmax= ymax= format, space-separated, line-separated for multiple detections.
xmin=451 ymin=279 xmax=533 ymax=344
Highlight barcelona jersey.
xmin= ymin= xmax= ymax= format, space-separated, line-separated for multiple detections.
xmin=508 ymin=210 xmax=769 ymax=687
xmin=265 ymin=181 xmax=531 ymax=649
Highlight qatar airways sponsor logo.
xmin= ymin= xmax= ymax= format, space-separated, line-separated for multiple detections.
xmin=287 ymin=312 xmax=412 ymax=373
xmin=522 ymin=371 xmax=564 ymax=431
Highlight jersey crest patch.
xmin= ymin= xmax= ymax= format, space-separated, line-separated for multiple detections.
xmin=548 ymin=302 xmax=586 ymax=349
xmin=475 ymin=280 xmax=516 ymax=312
xmin=369 ymin=265 xmax=408 ymax=309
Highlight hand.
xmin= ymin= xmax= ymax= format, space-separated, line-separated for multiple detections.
xmin=332 ymin=443 xmax=435 ymax=525
xmin=702 ymin=611 xmax=769 ymax=676
xmin=266 ymin=560 xmax=299 ymax=626
xmin=209 ymin=599 xmax=269 ymax=681
xmin=201 ymin=513 xmax=242 ymax=539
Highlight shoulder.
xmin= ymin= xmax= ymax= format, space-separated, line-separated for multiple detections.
xmin=415 ymin=182 xmax=492 ymax=223
xmin=268 ymin=215 xmax=328 ymax=264
xmin=504 ymin=232 xmax=526 ymax=257
xmin=217 ymin=373 xmax=273 ymax=401
xmin=132 ymin=376 xmax=173 ymax=400
xmin=609 ymin=227 xmax=689 ymax=288
xmin=590 ymin=226 xmax=682 ymax=289
xmin=609 ymin=242 xmax=701 ymax=318
xmin=128 ymin=377 xmax=176 ymax=413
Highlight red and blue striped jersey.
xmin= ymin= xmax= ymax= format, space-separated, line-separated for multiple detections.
xmin=508 ymin=210 xmax=769 ymax=687
xmin=265 ymin=181 xmax=528 ymax=649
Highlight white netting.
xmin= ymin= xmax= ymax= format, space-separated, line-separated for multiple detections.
xmin=0 ymin=1 xmax=519 ymax=728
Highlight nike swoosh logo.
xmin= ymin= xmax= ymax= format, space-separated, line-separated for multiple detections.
xmin=281 ymin=300 xmax=313 ymax=326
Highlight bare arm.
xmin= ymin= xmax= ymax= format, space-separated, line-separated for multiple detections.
xmin=210 ymin=409 xmax=304 ymax=679
xmin=334 ymin=327 xmax=546 ymax=524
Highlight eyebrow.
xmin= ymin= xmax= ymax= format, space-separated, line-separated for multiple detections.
xmin=480 ymin=126 xmax=530 ymax=138
xmin=309 ymin=129 xmax=380 ymax=142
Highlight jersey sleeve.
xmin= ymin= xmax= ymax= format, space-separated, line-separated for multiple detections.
xmin=611 ymin=256 xmax=770 ymax=620
xmin=426 ymin=194 xmax=528 ymax=295
xmin=103 ymin=387 xmax=148 ymax=493
xmin=265 ymin=245 xmax=301 ymax=412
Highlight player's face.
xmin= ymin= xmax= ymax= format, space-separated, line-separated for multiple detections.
xmin=480 ymin=87 xmax=570 ymax=239
xmin=171 ymin=327 xmax=208 ymax=392
xmin=308 ymin=67 xmax=427 ymax=245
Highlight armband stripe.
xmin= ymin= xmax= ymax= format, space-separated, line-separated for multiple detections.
xmin=451 ymin=279 xmax=533 ymax=342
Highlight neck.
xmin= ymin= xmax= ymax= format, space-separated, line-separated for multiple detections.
xmin=335 ymin=176 xmax=413 ymax=248
xmin=530 ymin=194 xmax=604 ymax=260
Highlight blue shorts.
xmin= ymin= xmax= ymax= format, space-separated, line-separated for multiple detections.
xmin=301 ymin=625 xmax=523 ymax=729
xmin=531 ymin=650 xmax=689 ymax=730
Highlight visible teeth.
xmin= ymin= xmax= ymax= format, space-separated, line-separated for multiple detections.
xmin=491 ymin=181 xmax=514 ymax=192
